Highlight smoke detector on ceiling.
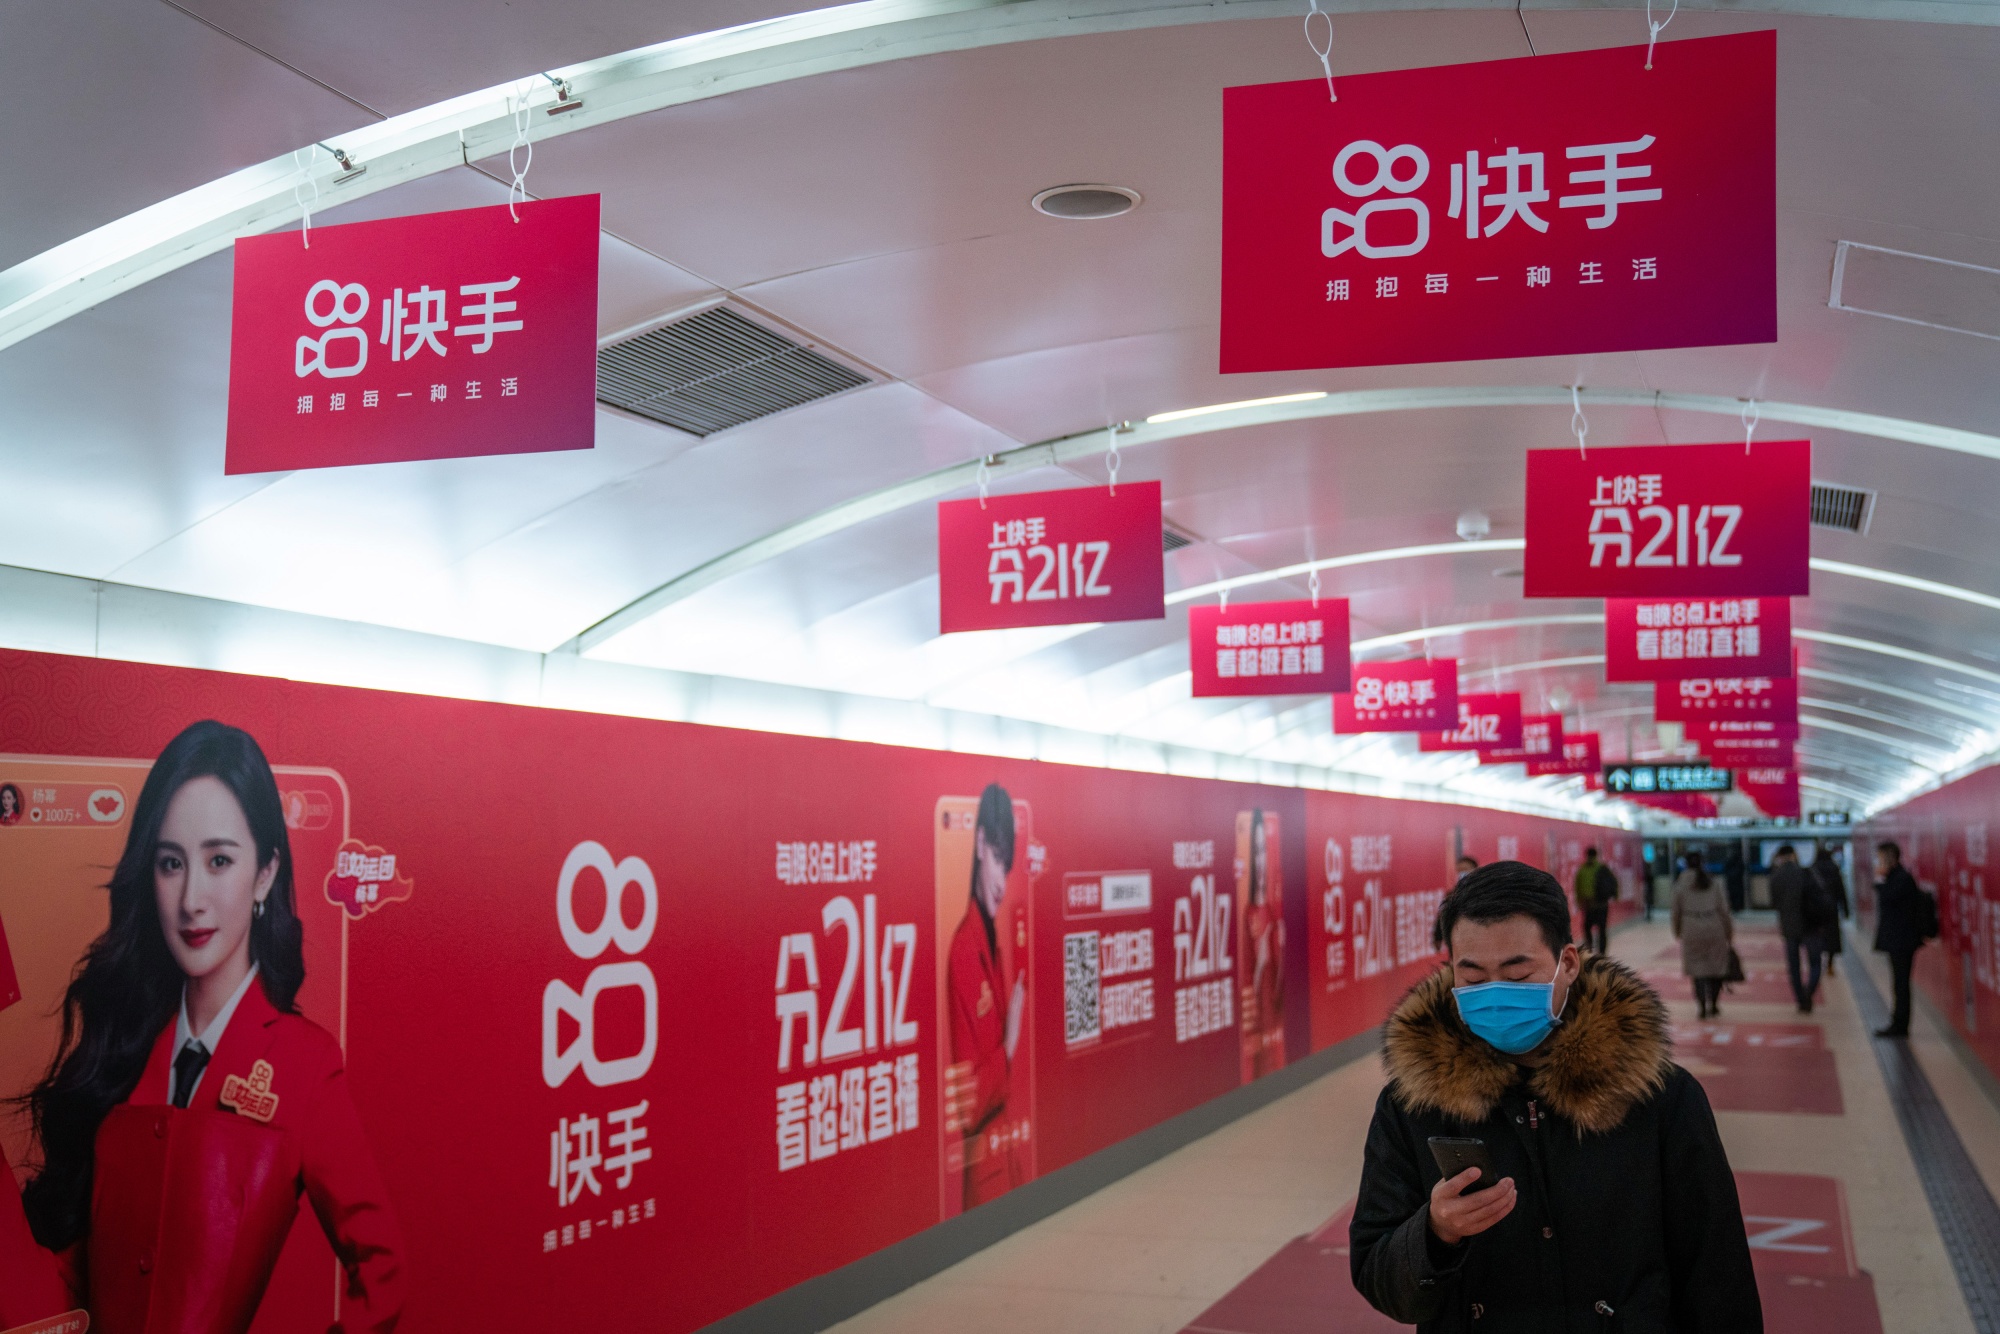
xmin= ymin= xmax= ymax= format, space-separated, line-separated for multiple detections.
xmin=1456 ymin=510 xmax=1491 ymax=541
xmin=1031 ymin=184 xmax=1142 ymax=220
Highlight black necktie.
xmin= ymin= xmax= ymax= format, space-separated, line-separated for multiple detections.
xmin=171 ymin=1040 xmax=210 ymax=1109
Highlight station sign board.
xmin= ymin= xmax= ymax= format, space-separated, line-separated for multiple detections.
xmin=1603 ymin=763 xmax=1734 ymax=795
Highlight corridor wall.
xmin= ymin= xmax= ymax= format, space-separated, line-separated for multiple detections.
xmin=1865 ymin=765 xmax=2000 ymax=1085
xmin=0 ymin=647 xmax=1631 ymax=1332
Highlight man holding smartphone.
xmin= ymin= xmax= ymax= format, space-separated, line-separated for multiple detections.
xmin=1350 ymin=861 xmax=1761 ymax=1331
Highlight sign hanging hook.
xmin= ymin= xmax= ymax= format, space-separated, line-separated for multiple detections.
xmin=1741 ymin=397 xmax=1759 ymax=455
xmin=1644 ymin=0 xmax=1678 ymax=70
xmin=976 ymin=454 xmax=992 ymax=509
xmin=292 ymin=145 xmax=321 ymax=249
xmin=1304 ymin=0 xmax=1336 ymax=102
xmin=1570 ymin=384 xmax=1590 ymax=459
xmin=1105 ymin=423 xmax=1122 ymax=496
xmin=507 ymin=83 xmax=535 ymax=222
xmin=1309 ymin=565 xmax=1322 ymax=609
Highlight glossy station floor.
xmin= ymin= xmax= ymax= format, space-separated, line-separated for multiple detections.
xmin=829 ymin=917 xmax=2000 ymax=1334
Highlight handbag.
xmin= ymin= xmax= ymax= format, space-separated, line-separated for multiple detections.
xmin=1723 ymin=948 xmax=1746 ymax=984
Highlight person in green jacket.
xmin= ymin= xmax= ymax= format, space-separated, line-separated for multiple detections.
xmin=1573 ymin=847 xmax=1615 ymax=954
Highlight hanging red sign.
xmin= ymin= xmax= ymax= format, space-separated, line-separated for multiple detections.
xmin=1654 ymin=674 xmax=1799 ymax=723
xmin=1621 ymin=790 xmax=1721 ymax=820
xmin=1479 ymin=713 xmax=1563 ymax=765
xmin=226 ymin=195 xmax=601 ymax=474
xmin=1220 ymin=31 xmax=1774 ymax=373
xmin=938 ymin=483 xmax=1165 ymax=633
xmin=1419 ymin=693 xmax=1524 ymax=752
xmin=1738 ymin=768 xmax=1802 ymax=818
xmin=1687 ymin=718 xmax=1799 ymax=741
xmin=1524 ymin=440 xmax=1810 ymax=598
xmin=1332 ymin=658 xmax=1457 ymax=732
xmin=1528 ymin=732 xmax=1601 ymax=778
xmin=1603 ymin=597 xmax=1791 ymax=682
xmin=1189 ymin=599 xmax=1351 ymax=696
xmin=1699 ymin=734 xmax=1796 ymax=768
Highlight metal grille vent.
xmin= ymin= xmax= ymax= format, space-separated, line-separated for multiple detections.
xmin=1811 ymin=483 xmax=1874 ymax=534
xmin=597 ymin=307 xmax=870 ymax=437
xmin=1162 ymin=525 xmax=1195 ymax=553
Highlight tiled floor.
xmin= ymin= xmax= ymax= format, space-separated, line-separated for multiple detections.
xmin=828 ymin=916 xmax=1998 ymax=1334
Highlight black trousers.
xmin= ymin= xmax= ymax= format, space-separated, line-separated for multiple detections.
xmin=1886 ymin=949 xmax=1916 ymax=1034
xmin=1784 ymin=933 xmax=1823 ymax=1008
xmin=1693 ymin=977 xmax=1724 ymax=1013
xmin=1582 ymin=910 xmax=1609 ymax=954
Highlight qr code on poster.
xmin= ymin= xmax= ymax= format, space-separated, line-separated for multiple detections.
xmin=1064 ymin=930 xmax=1102 ymax=1046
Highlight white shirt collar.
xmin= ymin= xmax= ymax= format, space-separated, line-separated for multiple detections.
xmin=173 ymin=963 xmax=260 ymax=1100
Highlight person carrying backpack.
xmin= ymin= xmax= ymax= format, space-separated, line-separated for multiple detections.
xmin=1872 ymin=840 xmax=1939 ymax=1038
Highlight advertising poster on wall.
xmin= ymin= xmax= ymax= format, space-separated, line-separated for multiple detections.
xmin=0 ymin=647 xmax=1635 ymax=1334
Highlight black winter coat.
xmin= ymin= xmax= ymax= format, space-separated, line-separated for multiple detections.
xmin=1873 ymin=864 xmax=1927 ymax=955
xmin=1351 ymin=956 xmax=1762 ymax=1333
xmin=1769 ymin=860 xmax=1810 ymax=940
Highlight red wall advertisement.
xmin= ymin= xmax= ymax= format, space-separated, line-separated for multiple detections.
xmin=1603 ymin=597 xmax=1791 ymax=682
xmin=1220 ymin=32 xmax=1775 ymax=372
xmin=1188 ymin=599 xmax=1351 ymax=697
xmin=0 ymin=647 xmax=1629 ymax=1334
xmin=1303 ymin=801 xmax=1640 ymax=1054
xmin=226 ymin=196 xmax=601 ymax=474
xmin=1419 ymin=693 xmax=1524 ymax=752
xmin=1866 ymin=768 xmax=2000 ymax=1094
xmin=1332 ymin=658 xmax=1456 ymax=732
xmin=937 ymin=483 xmax=1165 ymax=634
xmin=1523 ymin=441 xmax=1811 ymax=599
xmin=1655 ymin=673 xmax=1800 ymax=723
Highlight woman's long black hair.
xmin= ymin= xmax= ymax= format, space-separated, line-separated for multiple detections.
xmin=969 ymin=783 xmax=1015 ymax=955
xmin=19 ymin=720 xmax=304 ymax=1250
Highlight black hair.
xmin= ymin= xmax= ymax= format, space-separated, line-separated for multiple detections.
xmin=1433 ymin=860 xmax=1573 ymax=956
xmin=1584 ymin=846 xmax=1598 ymax=859
xmin=1775 ymin=843 xmax=1795 ymax=858
xmin=1456 ymin=854 xmax=1479 ymax=868
xmin=20 ymin=721 xmax=303 ymax=1250
xmin=969 ymin=783 xmax=1015 ymax=952
xmin=1248 ymin=809 xmax=1268 ymax=906
xmin=1877 ymin=840 xmax=1901 ymax=863
xmin=1683 ymin=852 xmax=1712 ymax=890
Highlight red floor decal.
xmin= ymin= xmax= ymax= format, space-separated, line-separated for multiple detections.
xmin=1643 ymin=963 xmax=1800 ymax=1006
xmin=1673 ymin=1022 xmax=1844 ymax=1115
xmin=1181 ymin=1174 xmax=1882 ymax=1333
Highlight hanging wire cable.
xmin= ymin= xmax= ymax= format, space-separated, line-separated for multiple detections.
xmin=1105 ymin=423 xmax=1121 ymax=496
xmin=1644 ymin=0 xmax=1678 ymax=70
xmin=1742 ymin=397 xmax=1760 ymax=455
xmin=1304 ymin=0 xmax=1336 ymax=102
xmin=1570 ymin=384 xmax=1590 ymax=458
xmin=975 ymin=454 xmax=991 ymax=509
xmin=292 ymin=145 xmax=322 ymax=249
xmin=506 ymin=84 xmax=534 ymax=222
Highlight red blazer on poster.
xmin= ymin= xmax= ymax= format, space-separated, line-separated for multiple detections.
xmin=80 ymin=981 xmax=405 ymax=1334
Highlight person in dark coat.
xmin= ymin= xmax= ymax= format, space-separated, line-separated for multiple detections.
xmin=1724 ymin=845 xmax=1747 ymax=912
xmin=1351 ymin=861 xmax=1761 ymax=1333
xmin=1816 ymin=845 xmax=1851 ymax=976
xmin=1872 ymin=840 xmax=1928 ymax=1038
xmin=1768 ymin=845 xmax=1821 ymax=1013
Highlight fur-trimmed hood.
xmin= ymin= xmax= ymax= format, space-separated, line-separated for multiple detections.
xmin=1382 ymin=954 xmax=1672 ymax=1135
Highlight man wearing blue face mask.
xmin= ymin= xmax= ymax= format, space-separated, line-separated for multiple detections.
xmin=1349 ymin=862 xmax=1761 ymax=1332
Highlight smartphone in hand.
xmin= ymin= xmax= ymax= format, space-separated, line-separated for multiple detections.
xmin=1427 ymin=1136 xmax=1498 ymax=1192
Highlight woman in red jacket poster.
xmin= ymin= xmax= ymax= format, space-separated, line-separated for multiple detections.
xmin=1 ymin=721 xmax=404 ymax=1334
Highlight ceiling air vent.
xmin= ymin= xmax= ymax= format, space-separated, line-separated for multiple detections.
xmin=596 ymin=306 xmax=870 ymax=437
xmin=1162 ymin=524 xmax=1196 ymax=553
xmin=1810 ymin=482 xmax=1874 ymax=534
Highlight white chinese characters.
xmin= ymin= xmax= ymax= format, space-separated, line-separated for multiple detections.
xmin=1588 ymin=473 xmax=1741 ymax=570
xmin=294 ymin=275 xmax=525 ymax=380
xmin=1213 ymin=617 xmax=1329 ymax=680
xmin=987 ymin=517 xmax=1113 ymax=605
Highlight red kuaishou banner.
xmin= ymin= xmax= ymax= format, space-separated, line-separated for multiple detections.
xmin=1332 ymin=658 xmax=1457 ymax=732
xmin=1604 ymin=597 xmax=1791 ymax=682
xmin=1688 ymin=718 xmax=1800 ymax=741
xmin=1523 ymin=441 xmax=1811 ymax=599
xmin=1622 ymin=790 xmax=1721 ymax=820
xmin=1655 ymin=674 xmax=1799 ymax=723
xmin=1220 ymin=31 xmax=1775 ymax=372
xmin=1480 ymin=713 xmax=1562 ymax=765
xmin=937 ymin=483 xmax=1166 ymax=633
xmin=0 ymin=648 xmax=1636 ymax=1334
xmin=1700 ymin=735 xmax=1796 ymax=767
xmin=1738 ymin=768 xmax=1801 ymax=818
xmin=1528 ymin=732 xmax=1600 ymax=777
xmin=1419 ymin=694 xmax=1524 ymax=752
xmin=1189 ymin=599 xmax=1351 ymax=697
xmin=226 ymin=195 xmax=601 ymax=473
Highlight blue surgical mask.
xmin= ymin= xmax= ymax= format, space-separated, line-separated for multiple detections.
xmin=1453 ymin=979 xmax=1563 ymax=1055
